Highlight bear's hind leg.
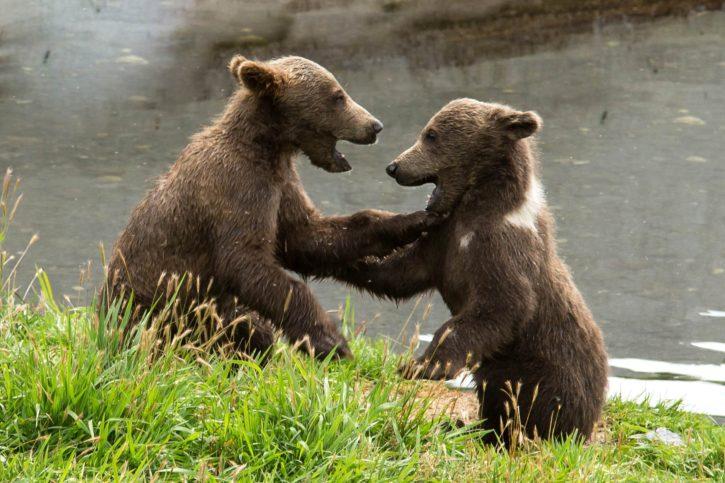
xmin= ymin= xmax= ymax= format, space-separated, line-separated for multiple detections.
xmin=475 ymin=360 xmax=588 ymax=446
xmin=214 ymin=299 xmax=276 ymax=364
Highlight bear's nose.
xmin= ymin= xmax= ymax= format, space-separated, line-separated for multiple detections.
xmin=385 ymin=163 xmax=398 ymax=177
xmin=371 ymin=120 xmax=384 ymax=134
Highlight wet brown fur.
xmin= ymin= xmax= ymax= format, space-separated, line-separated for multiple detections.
xmin=334 ymin=99 xmax=608 ymax=444
xmin=103 ymin=55 xmax=437 ymax=360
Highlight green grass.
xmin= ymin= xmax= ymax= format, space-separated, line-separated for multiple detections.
xmin=0 ymin=297 xmax=722 ymax=482
xmin=0 ymin=170 xmax=722 ymax=480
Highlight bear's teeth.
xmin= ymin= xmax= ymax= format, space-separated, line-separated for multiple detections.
xmin=426 ymin=186 xmax=442 ymax=210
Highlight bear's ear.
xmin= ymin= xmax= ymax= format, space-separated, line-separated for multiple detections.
xmin=228 ymin=55 xmax=248 ymax=80
xmin=228 ymin=55 xmax=283 ymax=96
xmin=500 ymin=111 xmax=542 ymax=140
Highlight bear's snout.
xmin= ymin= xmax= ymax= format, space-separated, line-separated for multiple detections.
xmin=385 ymin=160 xmax=432 ymax=187
xmin=355 ymin=119 xmax=383 ymax=145
xmin=385 ymin=163 xmax=398 ymax=177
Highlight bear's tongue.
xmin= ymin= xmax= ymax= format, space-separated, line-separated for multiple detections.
xmin=426 ymin=186 xmax=442 ymax=211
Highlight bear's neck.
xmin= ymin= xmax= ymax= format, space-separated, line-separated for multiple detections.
xmin=216 ymin=91 xmax=298 ymax=162
xmin=460 ymin=141 xmax=535 ymax=219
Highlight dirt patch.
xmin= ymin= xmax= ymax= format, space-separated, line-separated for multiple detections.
xmin=410 ymin=380 xmax=480 ymax=424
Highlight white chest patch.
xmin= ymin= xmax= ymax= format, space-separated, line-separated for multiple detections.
xmin=505 ymin=176 xmax=544 ymax=232
xmin=459 ymin=231 xmax=474 ymax=250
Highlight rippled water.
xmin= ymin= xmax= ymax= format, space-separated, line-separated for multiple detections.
xmin=1 ymin=2 xmax=723 ymax=411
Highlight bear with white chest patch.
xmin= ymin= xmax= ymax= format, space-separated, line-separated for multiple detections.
xmin=332 ymin=99 xmax=608 ymax=445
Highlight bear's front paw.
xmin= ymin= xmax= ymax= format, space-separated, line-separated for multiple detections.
xmin=406 ymin=210 xmax=445 ymax=231
xmin=301 ymin=331 xmax=353 ymax=361
xmin=386 ymin=210 xmax=445 ymax=246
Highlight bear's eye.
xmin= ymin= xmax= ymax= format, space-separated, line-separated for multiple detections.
xmin=332 ymin=92 xmax=346 ymax=105
xmin=425 ymin=130 xmax=437 ymax=142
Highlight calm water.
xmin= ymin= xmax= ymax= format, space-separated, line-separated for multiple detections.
xmin=1 ymin=3 xmax=723 ymax=389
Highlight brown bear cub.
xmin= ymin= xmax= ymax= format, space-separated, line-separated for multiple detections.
xmin=335 ymin=99 xmax=608 ymax=445
xmin=103 ymin=55 xmax=439 ymax=360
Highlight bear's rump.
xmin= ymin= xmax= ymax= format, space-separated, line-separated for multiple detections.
xmin=474 ymin=357 xmax=599 ymax=442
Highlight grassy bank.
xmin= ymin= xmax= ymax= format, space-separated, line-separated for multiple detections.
xmin=0 ymin=171 xmax=722 ymax=480
xmin=0 ymin=297 xmax=722 ymax=481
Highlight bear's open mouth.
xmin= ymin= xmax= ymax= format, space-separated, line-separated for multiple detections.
xmin=332 ymin=143 xmax=350 ymax=171
xmin=394 ymin=173 xmax=440 ymax=210
xmin=299 ymin=134 xmax=352 ymax=173
xmin=426 ymin=185 xmax=442 ymax=211
xmin=400 ymin=174 xmax=440 ymax=211
xmin=314 ymin=141 xmax=350 ymax=172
